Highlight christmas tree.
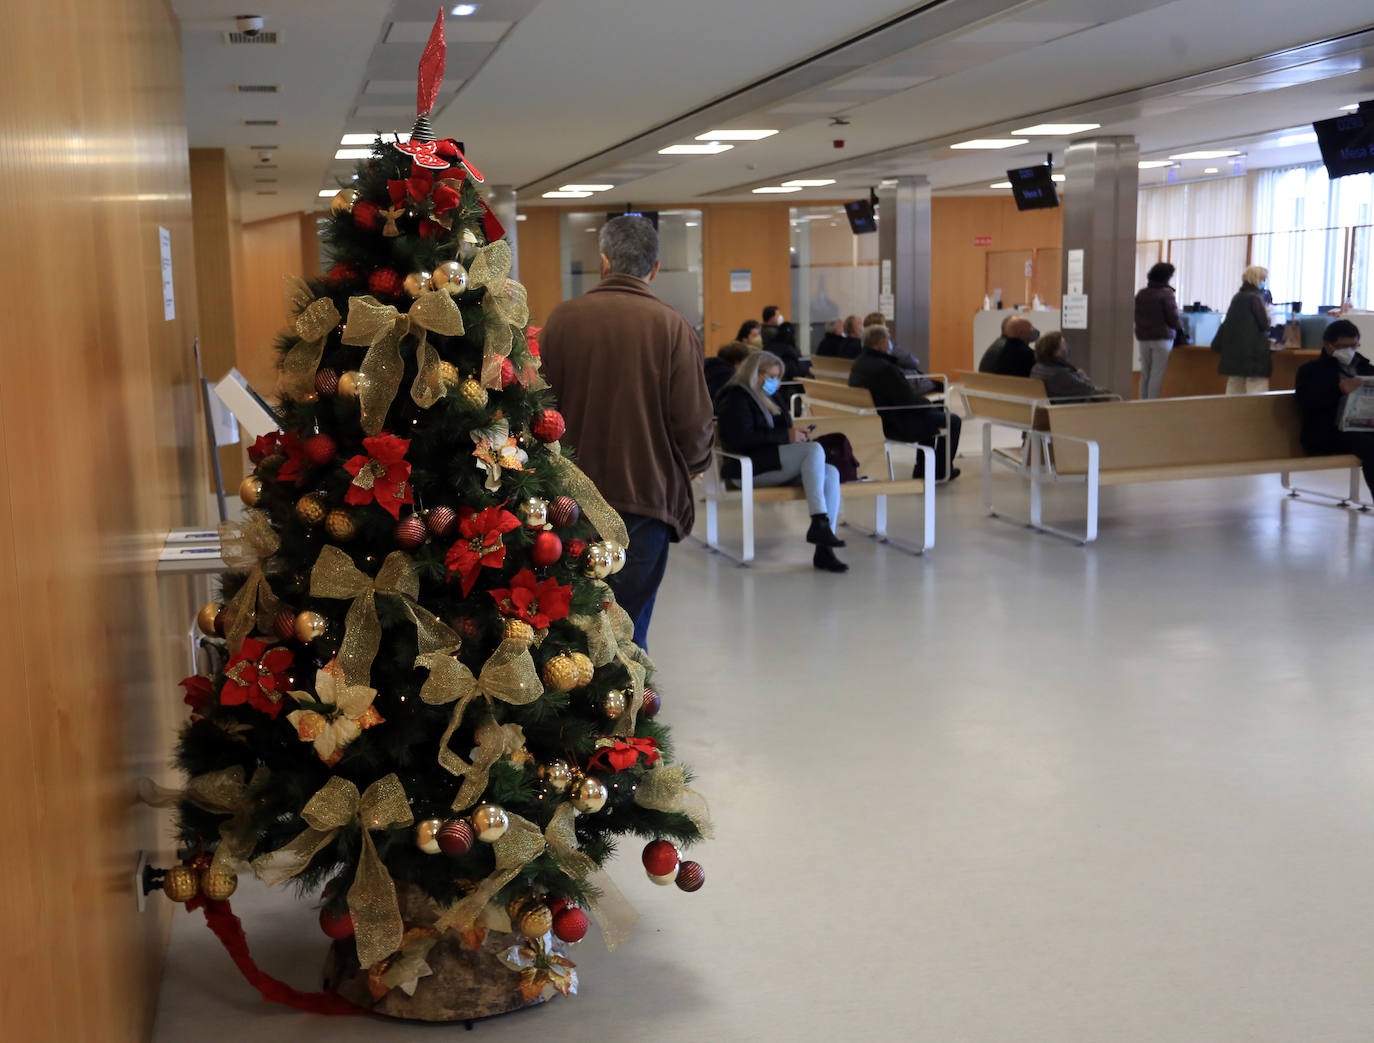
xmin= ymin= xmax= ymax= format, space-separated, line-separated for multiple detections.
xmin=160 ymin=13 xmax=709 ymax=1020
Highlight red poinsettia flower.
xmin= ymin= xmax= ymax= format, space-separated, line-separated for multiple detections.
xmin=419 ymin=219 xmax=444 ymax=240
xmin=488 ymin=569 xmax=572 ymax=629
xmin=220 ymin=637 xmax=294 ymax=719
xmin=246 ymin=431 xmax=308 ymax=483
xmin=248 ymin=432 xmax=279 ymax=464
xmin=445 ymin=506 xmax=522 ymax=596
xmin=589 ymin=736 xmax=661 ymax=775
xmin=180 ymin=674 xmax=215 ymax=712
xmin=432 ymin=181 xmax=461 ymax=216
xmin=343 ymin=434 xmax=414 ymax=519
xmin=524 ymin=326 xmax=541 ymax=358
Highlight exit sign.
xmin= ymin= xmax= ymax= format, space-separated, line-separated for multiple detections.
xmin=973 ymin=235 xmax=993 ymax=247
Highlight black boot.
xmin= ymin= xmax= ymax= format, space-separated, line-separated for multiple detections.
xmin=813 ymin=545 xmax=849 ymax=573
xmin=806 ymin=513 xmax=845 ymax=548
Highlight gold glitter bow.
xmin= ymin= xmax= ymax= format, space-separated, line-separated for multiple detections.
xmin=434 ymin=813 xmax=545 ymax=932
xmin=542 ymin=803 xmax=640 ymax=951
xmin=466 ymin=241 xmax=530 ymax=388
xmin=340 ymin=291 xmax=466 ymax=435
xmin=218 ymin=511 xmax=284 ymax=654
xmin=566 ymin=608 xmax=617 ymax=668
xmin=548 ymin=455 xmax=629 ymax=549
xmin=135 ymin=766 xmax=268 ymax=871
xmin=633 ymin=764 xmax=714 ymax=839
xmin=251 ymin=774 xmax=413 ymax=969
xmin=444 ymin=718 xmax=527 ymax=814
xmin=280 ymin=276 xmax=342 ymax=400
xmin=310 ymin=546 xmax=459 ymax=689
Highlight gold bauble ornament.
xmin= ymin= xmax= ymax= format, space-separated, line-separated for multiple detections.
xmin=583 ymin=542 xmax=615 ymax=579
xmin=505 ymin=894 xmax=537 ymax=923
xmin=602 ymin=688 xmax=628 ymax=720
xmin=415 ymin=818 xmax=444 ymax=855
xmin=330 ymin=188 xmax=359 ymax=216
xmin=403 ymin=271 xmax=432 ymax=297
xmin=458 ymin=378 xmax=488 ymax=407
xmin=163 ymin=865 xmax=199 ymax=903
xmin=604 ymin=540 xmax=627 ymax=575
xmin=325 ymin=508 xmax=358 ymax=542
xmin=294 ymin=610 xmax=327 ymax=643
xmin=569 ymin=652 xmax=594 ymax=688
xmin=197 ymin=601 xmax=223 ymax=637
xmin=337 ymin=370 xmax=362 ymax=398
xmin=519 ymin=497 xmax=549 ymax=528
xmin=296 ymin=493 xmax=326 ymax=526
xmin=472 ymin=804 xmax=510 ymax=843
xmin=430 ymin=260 xmax=467 ymax=294
xmin=515 ymin=903 xmax=553 ymax=940
xmin=572 ymin=776 xmax=608 ymax=814
xmin=503 ymin=618 xmax=535 ymax=648
xmin=238 ymin=475 xmax=263 ymax=507
xmin=438 ymin=360 xmax=461 ymax=388
xmin=540 ymin=759 xmax=573 ymax=794
xmin=541 ymin=654 xmax=579 ymax=692
xmin=199 ymin=866 xmax=238 ymax=901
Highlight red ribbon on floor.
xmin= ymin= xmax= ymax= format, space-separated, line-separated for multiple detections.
xmin=189 ymin=895 xmax=371 ymax=1016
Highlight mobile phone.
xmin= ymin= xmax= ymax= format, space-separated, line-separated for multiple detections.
xmin=806 ymin=424 xmax=817 ymax=433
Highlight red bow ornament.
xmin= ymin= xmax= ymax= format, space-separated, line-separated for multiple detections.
xmin=344 ymin=434 xmax=414 ymax=519
xmin=445 ymin=506 xmax=522 ymax=596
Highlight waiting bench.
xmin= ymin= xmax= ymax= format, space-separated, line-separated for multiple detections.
xmin=700 ymin=414 xmax=934 ymax=564
xmin=975 ymin=390 xmax=1367 ymax=543
xmin=796 ymin=377 xmax=955 ymax=481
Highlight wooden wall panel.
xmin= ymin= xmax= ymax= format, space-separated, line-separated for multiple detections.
xmin=0 ymin=0 xmax=209 ymax=1040
xmin=235 ymin=213 xmax=308 ymax=399
xmin=701 ymin=203 xmax=792 ymax=354
xmin=519 ymin=209 xmax=563 ymax=327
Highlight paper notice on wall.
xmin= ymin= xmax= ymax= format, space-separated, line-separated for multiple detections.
xmin=1062 ymin=293 xmax=1088 ymax=329
xmin=729 ymin=269 xmax=752 ymax=293
xmin=1066 ymin=248 xmax=1084 ymax=296
xmin=880 ymin=259 xmax=892 ymax=296
xmin=159 ymin=226 xmax=175 ymax=320
xmin=879 ymin=293 xmax=895 ymax=321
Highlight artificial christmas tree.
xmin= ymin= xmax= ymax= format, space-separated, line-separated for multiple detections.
xmin=156 ymin=11 xmax=710 ymax=1021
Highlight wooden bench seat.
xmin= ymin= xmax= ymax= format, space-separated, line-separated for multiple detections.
xmin=700 ymin=414 xmax=934 ymax=564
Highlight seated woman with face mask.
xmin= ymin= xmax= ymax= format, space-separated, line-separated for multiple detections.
xmin=1029 ymin=331 xmax=1102 ymax=401
xmin=714 ymin=350 xmax=848 ymax=572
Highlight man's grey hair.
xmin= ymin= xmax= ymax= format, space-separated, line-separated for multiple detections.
xmin=862 ymin=325 xmax=891 ymax=352
xmin=599 ymin=216 xmax=659 ymax=277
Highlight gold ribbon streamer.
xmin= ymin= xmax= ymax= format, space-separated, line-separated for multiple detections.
xmin=542 ymin=804 xmax=641 ymax=952
xmin=466 ymin=241 xmax=530 ymax=389
xmin=218 ymin=511 xmax=284 ymax=654
xmin=567 ymin=610 xmax=618 ymax=668
xmin=135 ymin=766 xmax=267 ymax=870
xmin=310 ymin=546 xmax=459 ymax=689
xmin=443 ymin=719 xmax=527 ymax=813
xmin=280 ymin=275 xmax=342 ymax=399
xmin=434 ymin=813 xmax=545 ymax=932
xmin=340 ymin=291 xmax=466 ymax=435
xmin=611 ymin=649 xmax=646 ymax=737
xmin=632 ymin=765 xmax=714 ymax=839
xmin=251 ymin=774 xmax=413 ymax=969
xmin=548 ymin=455 xmax=629 ymax=549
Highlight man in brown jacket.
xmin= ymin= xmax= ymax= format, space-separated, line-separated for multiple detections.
xmin=540 ymin=216 xmax=714 ymax=649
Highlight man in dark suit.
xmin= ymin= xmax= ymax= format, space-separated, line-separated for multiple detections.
xmin=849 ymin=326 xmax=961 ymax=481
xmin=987 ymin=315 xmax=1036 ymax=377
xmin=1295 ymin=318 xmax=1374 ymax=496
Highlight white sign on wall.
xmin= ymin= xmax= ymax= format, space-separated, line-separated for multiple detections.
xmin=159 ymin=226 xmax=176 ymax=320
xmin=1062 ymin=293 xmax=1088 ymax=329
xmin=729 ymin=269 xmax=752 ymax=293
xmin=1066 ymin=248 xmax=1085 ymax=296
xmin=880 ymin=259 xmax=892 ymax=296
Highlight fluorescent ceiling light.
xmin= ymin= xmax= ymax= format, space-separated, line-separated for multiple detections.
xmin=684 ymin=221 xmax=699 ymax=227
xmin=318 ymin=189 xmax=341 ymax=197
xmin=1168 ymin=149 xmax=1241 ymax=160
xmin=658 ymin=143 xmax=734 ymax=155
xmin=781 ymin=179 xmax=836 ymax=187
xmin=1204 ymin=167 xmax=1219 ymax=174
xmin=879 ymin=178 xmax=899 ymax=186
xmin=695 ymin=129 xmax=778 ymax=140
xmin=515 ymin=214 xmax=527 ymax=221
xmin=1339 ymin=103 xmax=1359 ymax=112
xmin=989 ymin=181 xmax=1013 ymax=189
xmin=950 ymin=138 xmax=1029 ymax=150
xmin=340 ymin=133 xmax=408 ymax=146
xmin=1274 ymin=132 xmax=1318 ymax=148
xmin=1011 ymin=123 xmax=1101 ymax=135
xmin=559 ymin=184 xmax=613 ymax=192
xmin=1138 ymin=160 xmax=1175 ymax=169
xmin=752 ymin=186 xmax=801 ymax=193
xmin=542 ymin=190 xmax=592 ymax=198
xmin=451 ymin=4 xmax=478 ymax=14
xmin=1051 ymin=174 xmax=1066 ymax=182
xmin=334 ymin=148 xmax=374 ymax=159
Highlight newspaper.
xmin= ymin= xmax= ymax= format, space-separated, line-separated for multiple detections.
xmin=1337 ymin=377 xmax=1374 ymax=432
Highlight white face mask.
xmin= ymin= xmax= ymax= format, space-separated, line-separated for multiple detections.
xmin=1332 ymin=347 xmax=1357 ymax=366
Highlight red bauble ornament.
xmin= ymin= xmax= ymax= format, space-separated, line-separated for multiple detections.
xmin=273 ymin=608 xmax=297 ymax=641
xmin=426 ymin=505 xmax=458 ymax=539
xmin=437 ymin=819 xmax=475 ymax=856
xmin=319 ymin=908 xmax=355 ymax=939
xmin=327 ymin=262 xmax=358 ymax=284
xmin=368 ymin=268 xmax=404 ymax=298
xmin=531 ymin=409 xmax=565 ymax=443
xmin=566 ymin=538 xmax=588 ymax=559
xmin=530 ymin=530 xmax=563 ymax=567
xmin=499 ymin=357 xmax=516 ymax=387
xmin=303 ymin=433 xmax=337 ymax=467
xmin=546 ymin=896 xmax=573 ymax=915
xmin=552 ymin=906 xmax=589 ymax=944
xmin=352 ymin=200 xmax=380 ymax=232
xmin=642 ymin=839 xmax=680 ymax=877
xmin=548 ymin=495 xmax=580 ymax=529
xmin=640 ymin=684 xmax=661 ymax=719
xmin=675 ymin=861 xmax=705 ymax=892
xmin=315 ymin=368 xmax=340 ymax=397
xmin=394 ymin=515 xmax=428 ymax=551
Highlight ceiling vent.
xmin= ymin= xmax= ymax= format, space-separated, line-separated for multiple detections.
xmin=224 ymin=31 xmax=280 ymax=45
xmin=235 ymin=84 xmax=280 ymax=94
xmin=255 ymin=190 xmax=279 ymax=195
xmin=254 ymin=178 xmax=278 ymax=183
xmin=243 ymin=119 xmax=278 ymax=127
xmin=248 ymin=144 xmax=279 ymax=151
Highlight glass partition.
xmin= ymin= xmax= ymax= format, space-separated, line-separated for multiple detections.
xmin=1167 ymin=234 xmax=1249 ymax=312
xmin=789 ymin=207 xmax=879 ymax=352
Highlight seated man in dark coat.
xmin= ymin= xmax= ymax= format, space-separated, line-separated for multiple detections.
xmin=849 ymin=326 xmax=961 ymax=481
xmin=978 ymin=315 xmax=1015 ymax=372
xmin=704 ymin=340 xmax=754 ymax=403
xmin=988 ymin=315 xmax=1036 ymax=377
xmin=814 ymin=318 xmax=861 ymax=359
xmin=1295 ymin=318 xmax=1374 ymax=497
xmin=759 ymin=305 xmax=811 ymax=378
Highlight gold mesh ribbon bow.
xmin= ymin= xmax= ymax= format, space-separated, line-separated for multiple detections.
xmin=435 ymin=813 xmax=545 ymax=932
xmin=135 ymin=766 xmax=267 ymax=871
xmin=340 ymin=290 xmax=466 ymax=435
xmin=310 ymin=546 xmax=459 ymax=689
xmin=251 ymin=774 xmax=413 ymax=969
xmin=280 ymin=275 xmax=342 ymax=400
xmin=466 ymin=241 xmax=530 ymax=388
xmin=438 ymin=717 xmax=528 ymax=814
xmin=543 ymin=802 xmax=640 ymax=951
xmin=218 ymin=511 xmax=284 ymax=654
xmin=548 ymin=455 xmax=629 ymax=549
xmin=633 ymin=764 xmax=715 ymax=839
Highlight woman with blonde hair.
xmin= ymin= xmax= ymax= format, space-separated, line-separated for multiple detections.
xmin=1212 ymin=265 xmax=1274 ymax=394
xmin=715 ymin=350 xmax=847 ymax=572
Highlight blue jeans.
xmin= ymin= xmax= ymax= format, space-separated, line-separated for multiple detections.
xmin=607 ymin=513 xmax=673 ymax=651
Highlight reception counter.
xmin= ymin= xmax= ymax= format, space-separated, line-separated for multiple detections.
xmin=1156 ymin=345 xmax=1319 ymax=397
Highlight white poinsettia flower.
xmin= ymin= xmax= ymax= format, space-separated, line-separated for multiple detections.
xmin=287 ymin=659 xmax=383 ymax=766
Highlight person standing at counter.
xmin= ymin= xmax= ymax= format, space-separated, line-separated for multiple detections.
xmin=1134 ymin=262 xmax=1182 ymax=399
xmin=1212 ymin=265 xmax=1273 ymax=395
xmin=1294 ymin=319 xmax=1374 ymax=497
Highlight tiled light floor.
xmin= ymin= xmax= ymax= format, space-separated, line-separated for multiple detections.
xmin=154 ymin=461 xmax=1374 ymax=1042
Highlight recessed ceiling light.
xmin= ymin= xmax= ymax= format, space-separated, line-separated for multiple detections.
xmin=752 ymin=186 xmax=801 ymax=193
xmin=340 ymin=133 xmax=408 ymax=146
xmin=318 ymin=189 xmax=341 ymax=197
xmin=781 ymin=179 xmax=837 ymax=187
xmin=989 ymin=181 xmax=1013 ymax=189
xmin=542 ymin=190 xmax=592 ymax=198
xmin=695 ymin=129 xmax=778 ymax=141
xmin=658 ymin=143 xmax=734 ymax=155
xmin=1138 ymin=160 xmax=1176 ymax=169
xmin=1168 ymin=149 xmax=1241 ymax=160
xmin=1204 ymin=167 xmax=1219 ymax=174
xmin=1274 ymin=132 xmax=1318 ymax=148
xmin=1339 ymin=103 xmax=1360 ymax=111
xmin=879 ymin=178 xmax=899 ymax=186
xmin=334 ymin=148 xmax=374 ymax=159
xmin=685 ymin=221 xmax=699 ymax=227
xmin=559 ymin=184 xmax=613 ymax=192
xmin=1051 ymin=174 xmax=1066 ymax=182
xmin=515 ymin=214 xmax=527 ymax=221
xmin=451 ymin=4 xmax=478 ymax=15
xmin=951 ymin=138 xmax=1030 ymax=150
xmin=1011 ymin=123 xmax=1102 ymax=135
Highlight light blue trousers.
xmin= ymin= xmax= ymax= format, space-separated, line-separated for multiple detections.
xmin=753 ymin=441 xmax=841 ymax=530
